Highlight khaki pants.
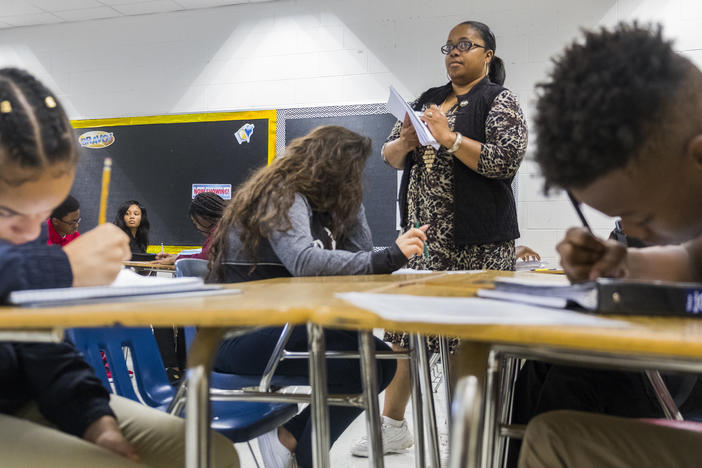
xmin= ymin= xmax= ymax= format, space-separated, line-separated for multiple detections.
xmin=0 ymin=395 xmax=239 ymax=468
xmin=518 ymin=410 xmax=701 ymax=468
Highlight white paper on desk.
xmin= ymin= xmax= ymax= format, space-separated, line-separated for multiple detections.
xmin=336 ymin=292 xmax=629 ymax=328
xmin=9 ymin=269 xmax=225 ymax=306
xmin=387 ymin=85 xmax=440 ymax=150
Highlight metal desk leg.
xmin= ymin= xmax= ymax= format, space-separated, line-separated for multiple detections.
xmin=359 ymin=331 xmax=385 ymax=468
xmin=185 ymin=327 xmax=228 ymax=468
xmin=409 ymin=337 xmax=426 ymax=468
xmin=439 ymin=336 xmax=453 ymax=430
xmin=453 ymin=341 xmax=491 ymax=468
xmin=645 ymin=370 xmax=684 ymax=420
xmin=308 ymin=322 xmax=330 ymax=468
xmin=449 ymin=376 xmax=481 ymax=468
xmin=414 ymin=333 xmax=440 ymax=468
xmin=481 ymin=349 xmax=501 ymax=468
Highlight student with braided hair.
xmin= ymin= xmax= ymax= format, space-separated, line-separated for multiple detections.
xmin=154 ymin=191 xmax=227 ymax=264
xmin=0 ymin=67 xmax=239 ymax=467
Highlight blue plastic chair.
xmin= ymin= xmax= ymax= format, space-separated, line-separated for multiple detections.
xmin=66 ymin=326 xmax=297 ymax=443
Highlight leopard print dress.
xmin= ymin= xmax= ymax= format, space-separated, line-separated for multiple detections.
xmin=384 ymin=89 xmax=528 ymax=352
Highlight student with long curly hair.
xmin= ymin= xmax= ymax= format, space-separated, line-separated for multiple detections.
xmin=207 ymin=125 xmax=428 ymax=468
xmin=114 ymin=200 xmax=150 ymax=253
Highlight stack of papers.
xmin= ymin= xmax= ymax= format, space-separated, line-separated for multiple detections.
xmin=9 ymin=269 xmax=237 ymax=307
xmin=386 ymin=86 xmax=440 ymax=150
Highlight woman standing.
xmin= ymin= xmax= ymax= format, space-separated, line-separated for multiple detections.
xmin=353 ymin=21 xmax=528 ymax=456
xmin=114 ymin=200 xmax=150 ymax=254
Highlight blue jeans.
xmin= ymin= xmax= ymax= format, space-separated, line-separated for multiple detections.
xmin=214 ymin=326 xmax=396 ymax=468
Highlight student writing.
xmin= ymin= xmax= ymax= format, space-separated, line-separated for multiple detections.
xmin=0 ymin=67 xmax=238 ymax=468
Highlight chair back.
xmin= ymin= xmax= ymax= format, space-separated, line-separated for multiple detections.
xmin=175 ymin=258 xmax=209 ymax=278
xmin=66 ymin=327 xmax=174 ymax=410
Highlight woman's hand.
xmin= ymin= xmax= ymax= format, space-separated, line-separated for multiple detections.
xmin=398 ymin=113 xmax=420 ymax=151
xmin=83 ymin=415 xmax=140 ymax=462
xmin=420 ymin=104 xmax=454 ymax=146
xmin=153 ymin=253 xmax=177 ymax=264
xmin=64 ymin=224 xmax=131 ymax=287
xmin=395 ymin=225 xmax=429 ymax=259
xmin=557 ymin=227 xmax=628 ymax=282
xmin=516 ymin=245 xmax=541 ymax=262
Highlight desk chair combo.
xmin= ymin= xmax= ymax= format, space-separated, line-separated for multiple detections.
xmin=172 ymin=258 xmax=448 ymax=468
xmin=448 ymin=344 xmax=700 ymax=468
xmin=66 ymin=326 xmax=298 ymax=467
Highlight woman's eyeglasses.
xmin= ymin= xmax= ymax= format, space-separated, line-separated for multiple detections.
xmin=441 ymin=40 xmax=486 ymax=55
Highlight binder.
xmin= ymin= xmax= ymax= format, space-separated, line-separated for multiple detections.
xmin=477 ymin=277 xmax=702 ymax=317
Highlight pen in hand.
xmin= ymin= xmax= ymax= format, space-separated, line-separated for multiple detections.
xmin=566 ymin=191 xmax=592 ymax=233
xmin=414 ymin=222 xmax=428 ymax=258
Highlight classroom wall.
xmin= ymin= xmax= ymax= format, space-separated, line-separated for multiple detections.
xmin=1 ymin=0 xmax=701 ymax=264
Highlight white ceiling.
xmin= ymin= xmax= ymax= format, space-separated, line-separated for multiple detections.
xmin=0 ymin=0 xmax=276 ymax=29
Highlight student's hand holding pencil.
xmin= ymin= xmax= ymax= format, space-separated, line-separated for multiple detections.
xmin=557 ymin=227 xmax=628 ymax=282
xmin=63 ymin=224 xmax=131 ymax=287
xmin=396 ymin=224 xmax=429 ymax=259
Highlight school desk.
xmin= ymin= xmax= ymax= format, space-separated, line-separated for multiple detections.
xmin=4 ymin=271 xmax=702 ymax=468
xmin=122 ymin=260 xmax=177 ymax=274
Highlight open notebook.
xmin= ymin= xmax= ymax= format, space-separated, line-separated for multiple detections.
xmin=9 ymin=269 xmax=238 ymax=307
xmin=477 ymin=276 xmax=702 ymax=317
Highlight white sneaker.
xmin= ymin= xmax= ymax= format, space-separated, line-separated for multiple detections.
xmin=257 ymin=428 xmax=297 ymax=468
xmin=350 ymin=416 xmax=414 ymax=457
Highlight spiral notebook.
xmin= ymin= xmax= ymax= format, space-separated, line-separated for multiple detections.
xmin=9 ymin=269 xmax=237 ymax=307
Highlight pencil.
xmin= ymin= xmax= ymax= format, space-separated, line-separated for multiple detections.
xmin=98 ymin=157 xmax=112 ymax=225
xmin=566 ymin=191 xmax=592 ymax=233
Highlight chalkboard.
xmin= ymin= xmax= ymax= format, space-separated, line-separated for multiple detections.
xmin=71 ymin=111 xmax=275 ymax=246
xmin=282 ymin=106 xmax=399 ymax=247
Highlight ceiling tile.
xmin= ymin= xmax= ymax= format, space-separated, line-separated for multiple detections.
xmin=111 ymin=0 xmax=183 ymax=15
xmin=29 ymin=0 xmax=103 ymax=12
xmin=2 ymin=12 xmax=63 ymax=26
xmin=52 ymin=6 xmax=121 ymax=21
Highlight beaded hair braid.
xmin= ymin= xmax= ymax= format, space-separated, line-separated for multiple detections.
xmin=0 ymin=68 xmax=78 ymax=186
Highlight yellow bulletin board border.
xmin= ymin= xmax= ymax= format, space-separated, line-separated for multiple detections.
xmin=71 ymin=110 xmax=277 ymax=164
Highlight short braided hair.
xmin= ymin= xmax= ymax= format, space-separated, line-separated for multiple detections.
xmin=0 ymin=68 xmax=78 ymax=186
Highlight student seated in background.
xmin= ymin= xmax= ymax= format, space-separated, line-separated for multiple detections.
xmin=155 ymin=191 xmax=227 ymax=264
xmin=0 ymin=67 xmax=239 ymax=468
xmin=152 ymin=192 xmax=229 ymax=382
xmin=47 ymin=194 xmax=81 ymax=246
xmin=115 ymin=199 xmax=150 ymax=254
xmin=515 ymin=23 xmax=702 ymax=467
xmin=206 ymin=125 xmax=429 ymax=468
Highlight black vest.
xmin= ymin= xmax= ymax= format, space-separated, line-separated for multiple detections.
xmin=398 ymin=77 xmax=520 ymax=247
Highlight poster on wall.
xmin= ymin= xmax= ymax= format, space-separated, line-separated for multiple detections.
xmin=192 ymin=184 xmax=232 ymax=199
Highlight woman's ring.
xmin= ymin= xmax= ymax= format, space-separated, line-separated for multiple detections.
xmin=426 ymin=111 xmax=433 ymax=118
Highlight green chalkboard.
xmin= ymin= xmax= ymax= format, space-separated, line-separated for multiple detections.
xmin=71 ymin=111 xmax=274 ymax=246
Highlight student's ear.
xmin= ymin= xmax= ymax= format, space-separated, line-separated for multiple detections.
xmin=687 ymin=134 xmax=702 ymax=170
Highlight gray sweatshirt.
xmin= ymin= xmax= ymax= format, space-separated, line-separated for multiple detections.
xmin=220 ymin=193 xmax=407 ymax=282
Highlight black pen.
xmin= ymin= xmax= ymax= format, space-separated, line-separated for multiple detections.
xmin=566 ymin=191 xmax=592 ymax=233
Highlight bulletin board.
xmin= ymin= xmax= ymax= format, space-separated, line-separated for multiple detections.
xmin=278 ymin=104 xmax=400 ymax=247
xmin=70 ymin=110 xmax=275 ymax=247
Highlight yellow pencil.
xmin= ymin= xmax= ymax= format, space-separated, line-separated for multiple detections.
xmin=98 ymin=157 xmax=112 ymax=225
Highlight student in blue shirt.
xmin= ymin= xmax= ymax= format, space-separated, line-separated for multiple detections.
xmin=0 ymin=67 xmax=239 ymax=467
